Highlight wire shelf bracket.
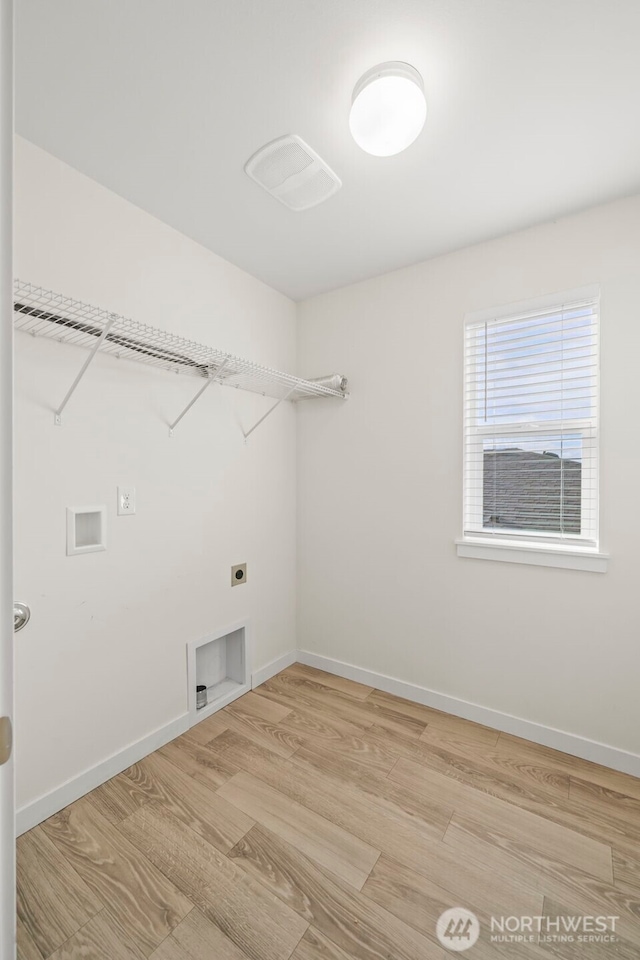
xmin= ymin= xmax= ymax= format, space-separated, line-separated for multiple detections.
xmin=168 ymin=358 xmax=231 ymax=437
xmin=243 ymin=385 xmax=297 ymax=441
xmin=13 ymin=280 xmax=349 ymax=431
xmin=54 ymin=315 xmax=115 ymax=425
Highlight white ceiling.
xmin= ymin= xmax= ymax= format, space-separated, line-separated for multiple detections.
xmin=16 ymin=0 xmax=640 ymax=301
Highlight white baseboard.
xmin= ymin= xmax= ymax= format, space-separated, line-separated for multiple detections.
xmin=17 ymin=646 xmax=297 ymax=836
xmin=16 ymin=713 xmax=189 ymax=836
xmin=17 ymin=645 xmax=639 ymax=836
xmin=296 ymin=650 xmax=640 ymax=779
xmin=252 ymin=650 xmax=298 ymax=689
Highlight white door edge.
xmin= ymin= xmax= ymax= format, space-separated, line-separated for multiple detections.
xmin=0 ymin=0 xmax=15 ymax=957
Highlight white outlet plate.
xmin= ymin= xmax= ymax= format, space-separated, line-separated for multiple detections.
xmin=117 ymin=486 xmax=136 ymax=516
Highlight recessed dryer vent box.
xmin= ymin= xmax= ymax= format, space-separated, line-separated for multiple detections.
xmin=187 ymin=620 xmax=251 ymax=725
xmin=66 ymin=506 xmax=107 ymax=556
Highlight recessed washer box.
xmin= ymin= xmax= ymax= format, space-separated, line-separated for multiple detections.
xmin=66 ymin=506 xmax=107 ymax=556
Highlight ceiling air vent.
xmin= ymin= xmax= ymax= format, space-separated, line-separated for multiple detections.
xmin=244 ymin=135 xmax=341 ymax=212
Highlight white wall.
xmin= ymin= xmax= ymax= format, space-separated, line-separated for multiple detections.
xmin=15 ymin=134 xmax=640 ymax=815
xmin=13 ymin=137 xmax=297 ymax=811
xmin=297 ymin=193 xmax=640 ymax=759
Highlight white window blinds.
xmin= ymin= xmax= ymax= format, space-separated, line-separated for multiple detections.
xmin=463 ymin=295 xmax=599 ymax=546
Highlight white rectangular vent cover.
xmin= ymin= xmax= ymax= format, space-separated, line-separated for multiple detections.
xmin=244 ymin=135 xmax=341 ymax=211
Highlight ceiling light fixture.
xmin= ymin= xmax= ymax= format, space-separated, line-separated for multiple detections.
xmin=349 ymin=61 xmax=427 ymax=157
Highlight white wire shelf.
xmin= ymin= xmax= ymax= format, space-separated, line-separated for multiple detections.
xmin=13 ymin=281 xmax=348 ymax=435
xmin=14 ymin=280 xmax=348 ymax=400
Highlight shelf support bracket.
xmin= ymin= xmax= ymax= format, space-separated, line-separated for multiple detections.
xmin=168 ymin=358 xmax=230 ymax=436
xmin=243 ymin=385 xmax=297 ymax=441
xmin=54 ymin=316 xmax=115 ymax=424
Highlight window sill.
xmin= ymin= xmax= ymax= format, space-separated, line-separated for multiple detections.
xmin=455 ymin=538 xmax=609 ymax=573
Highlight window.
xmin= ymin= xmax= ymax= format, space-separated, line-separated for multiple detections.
xmin=462 ymin=289 xmax=600 ymax=555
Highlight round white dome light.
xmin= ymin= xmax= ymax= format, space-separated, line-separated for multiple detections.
xmin=349 ymin=62 xmax=427 ymax=157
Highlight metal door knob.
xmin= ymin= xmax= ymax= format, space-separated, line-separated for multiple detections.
xmin=14 ymin=602 xmax=30 ymax=633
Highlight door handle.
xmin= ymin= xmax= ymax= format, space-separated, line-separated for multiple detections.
xmin=14 ymin=602 xmax=30 ymax=633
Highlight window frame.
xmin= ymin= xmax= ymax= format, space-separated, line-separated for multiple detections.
xmin=459 ymin=285 xmax=607 ymax=572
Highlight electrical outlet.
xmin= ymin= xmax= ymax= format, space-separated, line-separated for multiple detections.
xmin=231 ymin=563 xmax=247 ymax=586
xmin=117 ymin=486 xmax=136 ymax=516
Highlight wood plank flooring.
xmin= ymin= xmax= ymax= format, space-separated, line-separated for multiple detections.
xmin=17 ymin=664 xmax=640 ymax=959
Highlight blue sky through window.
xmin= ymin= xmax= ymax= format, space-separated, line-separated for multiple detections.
xmin=474 ymin=306 xmax=596 ymax=453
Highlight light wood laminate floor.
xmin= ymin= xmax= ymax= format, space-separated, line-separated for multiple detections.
xmin=17 ymin=664 xmax=640 ymax=959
